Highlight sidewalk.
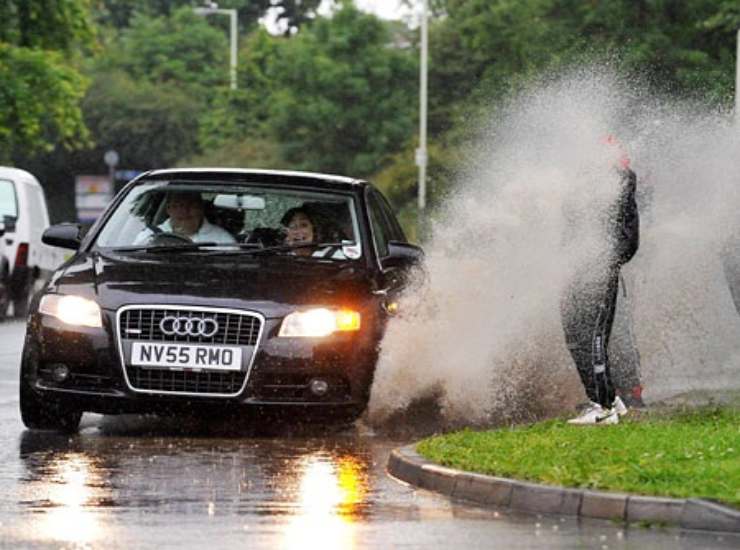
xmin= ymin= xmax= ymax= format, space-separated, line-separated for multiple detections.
xmin=388 ymin=444 xmax=740 ymax=533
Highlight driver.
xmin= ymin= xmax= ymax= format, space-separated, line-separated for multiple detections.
xmin=135 ymin=191 xmax=235 ymax=244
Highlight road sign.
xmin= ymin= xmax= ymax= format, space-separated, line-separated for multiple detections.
xmin=104 ymin=150 xmax=119 ymax=168
xmin=75 ymin=175 xmax=113 ymax=223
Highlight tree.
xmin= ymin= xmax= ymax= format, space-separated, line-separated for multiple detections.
xmin=95 ymin=0 xmax=321 ymax=34
xmin=265 ymin=4 xmax=418 ymax=176
xmin=0 ymin=0 xmax=95 ymax=159
xmin=0 ymin=45 xmax=91 ymax=160
xmin=102 ymin=8 xmax=230 ymax=91
xmin=197 ymin=28 xmax=280 ymax=150
xmin=83 ymin=71 xmax=201 ymax=169
xmin=0 ymin=0 xmax=95 ymax=51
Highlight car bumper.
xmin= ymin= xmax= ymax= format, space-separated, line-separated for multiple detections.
xmin=22 ymin=310 xmax=379 ymax=416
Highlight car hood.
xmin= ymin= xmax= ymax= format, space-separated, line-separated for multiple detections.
xmin=47 ymin=251 xmax=376 ymax=318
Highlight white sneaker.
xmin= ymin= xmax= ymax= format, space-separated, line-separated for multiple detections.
xmin=613 ymin=396 xmax=628 ymax=417
xmin=567 ymin=402 xmax=619 ymax=425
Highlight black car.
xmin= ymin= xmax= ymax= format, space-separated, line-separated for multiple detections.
xmin=20 ymin=169 xmax=423 ymax=431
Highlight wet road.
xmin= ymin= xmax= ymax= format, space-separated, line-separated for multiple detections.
xmin=0 ymin=321 xmax=736 ymax=549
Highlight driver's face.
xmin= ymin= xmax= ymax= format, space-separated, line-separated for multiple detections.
xmin=166 ymin=195 xmax=204 ymax=236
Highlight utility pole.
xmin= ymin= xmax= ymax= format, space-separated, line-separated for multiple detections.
xmin=194 ymin=3 xmax=238 ymax=90
xmin=416 ymin=0 xmax=429 ymax=236
xmin=736 ymin=29 xmax=740 ymax=125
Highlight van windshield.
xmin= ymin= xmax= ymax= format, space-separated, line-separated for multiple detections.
xmin=0 ymin=179 xmax=17 ymax=218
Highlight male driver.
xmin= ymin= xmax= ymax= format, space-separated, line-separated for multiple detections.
xmin=561 ymin=140 xmax=640 ymax=425
xmin=135 ymin=191 xmax=235 ymax=244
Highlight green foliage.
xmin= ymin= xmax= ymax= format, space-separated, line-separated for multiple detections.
xmin=196 ymin=4 xmax=418 ymax=177
xmin=436 ymin=0 xmax=738 ymax=109
xmin=264 ymin=4 xmax=418 ymax=176
xmin=182 ymin=137 xmax=282 ymax=169
xmin=0 ymin=0 xmax=94 ymax=159
xmin=197 ymin=29 xmax=280 ymax=150
xmin=374 ymin=142 xmax=463 ymax=207
xmin=103 ymin=8 xmax=230 ymax=91
xmin=0 ymin=0 xmax=95 ymax=51
xmin=7 ymin=0 xmax=740 ymax=222
xmin=95 ymin=0 xmax=321 ymax=34
xmin=0 ymin=45 xmax=91 ymax=160
xmin=83 ymin=71 xmax=200 ymax=168
xmin=418 ymin=406 xmax=740 ymax=506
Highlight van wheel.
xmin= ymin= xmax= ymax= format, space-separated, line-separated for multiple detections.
xmin=14 ymin=277 xmax=44 ymax=319
xmin=20 ymin=383 xmax=82 ymax=433
xmin=13 ymin=296 xmax=28 ymax=319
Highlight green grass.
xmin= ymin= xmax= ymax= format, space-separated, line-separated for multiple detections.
xmin=416 ymin=407 xmax=740 ymax=507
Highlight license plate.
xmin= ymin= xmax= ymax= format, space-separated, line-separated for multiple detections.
xmin=131 ymin=342 xmax=242 ymax=371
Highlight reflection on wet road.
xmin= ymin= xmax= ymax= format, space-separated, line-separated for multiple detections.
xmin=0 ymin=320 xmax=736 ymax=549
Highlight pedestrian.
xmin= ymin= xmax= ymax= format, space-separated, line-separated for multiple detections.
xmin=561 ymin=137 xmax=640 ymax=425
xmin=609 ymin=272 xmax=645 ymax=408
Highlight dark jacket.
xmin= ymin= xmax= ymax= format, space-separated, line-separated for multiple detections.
xmin=561 ymin=167 xmax=640 ymax=282
xmin=611 ymin=168 xmax=639 ymax=266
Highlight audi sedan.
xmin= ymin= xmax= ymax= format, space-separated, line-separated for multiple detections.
xmin=19 ymin=169 xmax=423 ymax=431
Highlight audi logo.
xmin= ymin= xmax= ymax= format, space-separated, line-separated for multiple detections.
xmin=159 ymin=316 xmax=219 ymax=338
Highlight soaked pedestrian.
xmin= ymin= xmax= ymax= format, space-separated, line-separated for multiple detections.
xmin=610 ymin=272 xmax=645 ymax=408
xmin=561 ymin=139 xmax=640 ymax=425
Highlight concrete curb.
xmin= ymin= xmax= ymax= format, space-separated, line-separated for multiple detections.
xmin=387 ymin=444 xmax=740 ymax=533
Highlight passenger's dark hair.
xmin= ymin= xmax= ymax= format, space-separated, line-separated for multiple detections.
xmin=280 ymin=206 xmax=313 ymax=227
xmin=281 ymin=206 xmax=329 ymax=242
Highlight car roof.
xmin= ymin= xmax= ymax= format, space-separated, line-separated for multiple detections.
xmin=0 ymin=166 xmax=42 ymax=187
xmin=140 ymin=168 xmax=368 ymax=192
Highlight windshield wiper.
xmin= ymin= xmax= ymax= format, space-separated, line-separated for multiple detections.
xmin=111 ymin=242 xmax=221 ymax=253
xmin=209 ymin=242 xmax=350 ymax=257
xmin=251 ymin=242 xmax=351 ymax=255
xmin=111 ymin=241 xmax=354 ymax=257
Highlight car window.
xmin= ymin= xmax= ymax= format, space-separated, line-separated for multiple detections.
xmin=367 ymin=189 xmax=392 ymax=258
xmin=94 ymin=180 xmax=362 ymax=260
xmin=0 ymin=179 xmax=18 ymax=219
xmin=374 ymin=189 xmax=406 ymax=242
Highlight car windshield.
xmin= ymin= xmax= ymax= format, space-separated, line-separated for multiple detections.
xmin=94 ymin=180 xmax=362 ymax=260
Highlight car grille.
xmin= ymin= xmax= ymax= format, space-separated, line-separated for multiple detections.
xmin=119 ymin=307 xmax=262 ymax=396
xmin=127 ymin=367 xmax=246 ymax=395
xmin=120 ymin=308 xmax=260 ymax=346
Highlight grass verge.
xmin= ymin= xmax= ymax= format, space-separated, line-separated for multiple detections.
xmin=416 ymin=406 xmax=740 ymax=507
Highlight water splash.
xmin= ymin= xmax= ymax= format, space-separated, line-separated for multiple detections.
xmin=367 ymin=68 xmax=740 ymax=429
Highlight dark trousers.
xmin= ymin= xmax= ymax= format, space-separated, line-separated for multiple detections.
xmin=560 ymin=269 xmax=619 ymax=407
xmin=610 ymin=274 xmax=642 ymax=394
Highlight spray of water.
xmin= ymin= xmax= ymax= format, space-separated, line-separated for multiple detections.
xmin=367 ymin=68 xmax=740 ymax=430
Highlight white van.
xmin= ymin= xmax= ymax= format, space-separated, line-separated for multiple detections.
xmin=0 ymin=167 xmax=65 ymax=319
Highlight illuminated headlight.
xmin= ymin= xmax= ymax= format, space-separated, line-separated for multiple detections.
xmin=39 ymin=295 xmax=103 ymax=328
xmin=278 ymin=308 xmax=360 ymax=337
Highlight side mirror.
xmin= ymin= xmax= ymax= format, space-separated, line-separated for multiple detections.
xmin=382 ymin=241 xmax=425 ymax=270
xmin=42 ymin=223 xmax=82 ymax=250
xmin=2 ymin=215 xmax=16 ymax=233
xmin=0 ymin=222 xmax=5 ymax=238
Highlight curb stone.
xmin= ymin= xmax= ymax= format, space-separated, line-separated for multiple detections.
xmin=387 ymin=444 xmax=740 ymax=534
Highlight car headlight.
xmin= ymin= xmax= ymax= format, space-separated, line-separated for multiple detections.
xmin=39 ymin=294 xmax=103 ymax=328
xmin=278 ymin=308 xmax=360 ymax=337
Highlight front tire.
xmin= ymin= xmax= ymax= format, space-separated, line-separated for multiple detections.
xmin=20 ymin=380 xmax=82 ymax=433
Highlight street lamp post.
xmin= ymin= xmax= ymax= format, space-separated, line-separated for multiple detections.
xmin=416 ymin=0 xmax=429 ymax=235
xmin=736 ymin=29 xmax=740 ymax=125
xmin=194 ymin=2 xmax=238 ymax=90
